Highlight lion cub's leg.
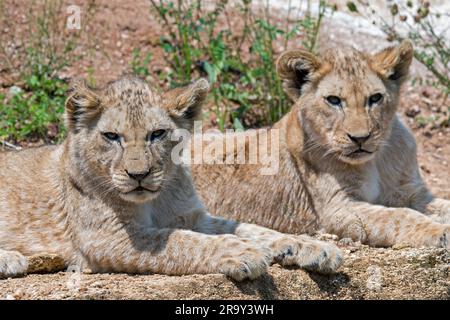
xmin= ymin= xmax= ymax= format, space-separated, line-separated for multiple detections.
xmin=79 ymin=227 xmax=271 ymax=281
xmin=324 ymin=201 xmax=450 ymax=249
xmin=422 ymin=198 xmax=450 ymax=225
xmin=405 ymin=183 xmax=450 ymax=224
xmin=194 ymin=215 xmax=343 ymax=274
xmin=0 ymin=249 xmax=28 ymax=278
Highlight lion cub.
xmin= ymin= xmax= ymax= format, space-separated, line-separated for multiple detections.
xmin=0 ymin=76 xmax=342 ymax=279
xmin=193 ymin=41 xmax=450 ymax=249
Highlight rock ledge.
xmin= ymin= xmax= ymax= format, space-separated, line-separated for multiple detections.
xmin=1 ymin=245 xmax=449 ymax=300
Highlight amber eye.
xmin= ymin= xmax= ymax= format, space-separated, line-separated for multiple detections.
xmin=102 ymin=132 xmax=120 ymax=142
xmin=149 ymin=129 xmax=167 ymax=142
xmin=326 ymin=96 xmax=342 ymax=107
xmin=368 ymin=93 xmax=383 ymax=106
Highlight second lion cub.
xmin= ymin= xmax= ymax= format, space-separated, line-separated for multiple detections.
xmin=193 ymin=41 xmax=450 ymax=249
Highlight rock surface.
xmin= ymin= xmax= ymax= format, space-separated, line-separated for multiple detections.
xmin=1 ymin=244 xmax=449 ymax=300
xmin=26 ymin=254 xmax=66 ymax=274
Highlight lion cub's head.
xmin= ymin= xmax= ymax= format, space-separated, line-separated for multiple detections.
xmin=277 ymin=41 xmax=413 ymax=165
xmin=65 ymin=76 xmax=209 ymax=204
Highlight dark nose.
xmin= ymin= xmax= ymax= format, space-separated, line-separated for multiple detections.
xmin=126 ymin=170 xmax=150 ymax=181
xmin=347 ymin=133 xmax=371 ymax=145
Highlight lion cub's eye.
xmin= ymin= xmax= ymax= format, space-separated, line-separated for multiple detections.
xmin=149 ymin=129 xmax=167 ymax=142
xmin=102 ymin=132 xmax=120 ymax=142
xmin=368 ymin=93 xmax=383 ymax=106
xmin=326 ymin=96 xmax=342 ymax=107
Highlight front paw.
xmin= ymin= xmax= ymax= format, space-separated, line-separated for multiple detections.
xmin=271 ymin=235 xmax=343 ymax=274
xmin=218 ymin=239 xmax=271 ymax=281
xmin=0 ymin=249 xmax=28 ymax=278
xmin=410 ymin=224 xmax=450 ymax=249
xmin=431 ymin=213 xmax=450 ymax=225
xmin=434 ymin=226 xmax=450 ymax=249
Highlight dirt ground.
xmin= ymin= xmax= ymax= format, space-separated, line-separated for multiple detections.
xmin=0 ymin=0 xmax=449 ymax=299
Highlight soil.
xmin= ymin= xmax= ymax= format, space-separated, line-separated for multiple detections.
xmin=0 ymin=0 xmax=449 ymax=299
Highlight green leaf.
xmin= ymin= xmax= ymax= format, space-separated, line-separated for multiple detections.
xmin=233 ymin=117 xmax=245 ymax=132
xmin=161 ymin=42 xmax=174 ymax=53
xmin=390 ymin=4 xmax=398 ymax=16
xmin=347 ymin=2 xmax=358 ymax=13
xmin=204 ymin=61 xmax=218 ymax=84
xmin=28 ymin=75 xmax=39 ymax=88
xmin=426 ymin=57 xmax=434 ymax=66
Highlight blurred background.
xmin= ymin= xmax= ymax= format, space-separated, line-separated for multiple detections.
xmin=0 ymin=0 xmax=449 ymax=196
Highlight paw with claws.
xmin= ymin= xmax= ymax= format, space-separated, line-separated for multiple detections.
xmin=270 ymin=235 xmax=343 ymax=273
xmin=217 ymin=239 xmax=272 ymax=281
xmin=0 ymin=249 xmax=28 ymax=278
xmin=405 ymin=224 xmax=450 ymax=250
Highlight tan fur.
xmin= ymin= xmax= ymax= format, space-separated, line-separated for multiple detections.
xmin=0 ymin=76 xmax=343 ymax=279
xmin=193 ymin=41 xmax=450 ymax=249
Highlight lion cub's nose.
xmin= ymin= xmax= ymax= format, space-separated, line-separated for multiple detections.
xmin=347 ymin=133 xmax=371 ymax=146
xmin=126 ymin=170 xmax=150 ymax=181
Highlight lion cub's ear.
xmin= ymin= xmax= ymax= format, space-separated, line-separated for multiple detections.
xmin=163 ymin=78 xmax=210 ymax=130
xmin=370 ymin=40 xmax=413 ymax=83
xmin=65 ymin=80 xmax=101 ymax=133
xmin=276 ymin=50 xmax=324 ymax=100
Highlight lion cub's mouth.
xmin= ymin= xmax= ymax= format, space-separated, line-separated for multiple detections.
xmin=126 ymin=186 xmax=160 ymax=193
xmin=353 ymin=149 xmax=372 ymax=154
xmin=345 ymin=148 xmax=373 ymax=158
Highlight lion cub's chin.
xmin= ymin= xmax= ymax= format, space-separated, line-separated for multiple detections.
xmin=119 ymin=189 xmax=161 ymax=204
xmin=339 ymin=151 xmax=376 ymax=165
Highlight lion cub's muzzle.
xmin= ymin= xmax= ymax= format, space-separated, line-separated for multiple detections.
xmin=125 ymin=169 xmax=150 ymax=182
xmin=115 ymin=168 xmax=164 ymax=194
xmin=340 ymin=131 xmax=379 ymax=162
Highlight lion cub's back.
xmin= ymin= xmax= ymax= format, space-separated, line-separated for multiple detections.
xmin=0 ymin=145 xmax=59 ymax=188
xmin=0 ymin=145 xmax=64 ymax=253
xmin=0 ymin=146 xmax=58 ymax=219
xmin=0 ymin=144 xmax=62 ymax=206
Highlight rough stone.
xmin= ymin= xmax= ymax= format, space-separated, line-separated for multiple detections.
xmin=0 ymin=245 xmax=448 ymax=300
xmin=26 ymin=254 xmax=66 ymax=274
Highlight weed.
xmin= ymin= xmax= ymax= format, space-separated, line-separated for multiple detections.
xmin=347 ymin=0 xmax=449 ymax=127
xmin=148 ymin=0 xmax=330 ymax=130
xmin=0 ymin=0 xmax=95 ymax=142
xmin=0 ymin=74 xmax=67 ymax=142
xmin=131 ymin=48 xmax=153 ymax=78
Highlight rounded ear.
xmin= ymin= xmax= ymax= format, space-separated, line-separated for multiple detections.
xmin=370 ymin=40 xmax=413 ymax=83
xmin=276 ymin=50 xmax=323 ymax=100
xmin=65 ymin=80 xmax=101 ymax=133
xmin=163 ymin=78 xmax=210 ymax=130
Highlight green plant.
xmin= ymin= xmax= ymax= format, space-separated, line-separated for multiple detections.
xmin=0 ymin=0 xmax=95 ymax=142
xmin=0 ymin=0 xmax=80 ymax=81
xmin=131 ymin=48 xmax=153 ymax=78
xmin=347 ymin=1 xmax=450 ymax=127
xmin=0 ymin=73 xmax=67 ymax=142
xmin=299 ymin=0 xmax=328 ymax=53
xmin=86 ymin=66 xmax=97 ymax=87
xmin=347 ymin=2 xmax=449 ymax=93
xmin=149 ymin=0 xmax=330 ymax=130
